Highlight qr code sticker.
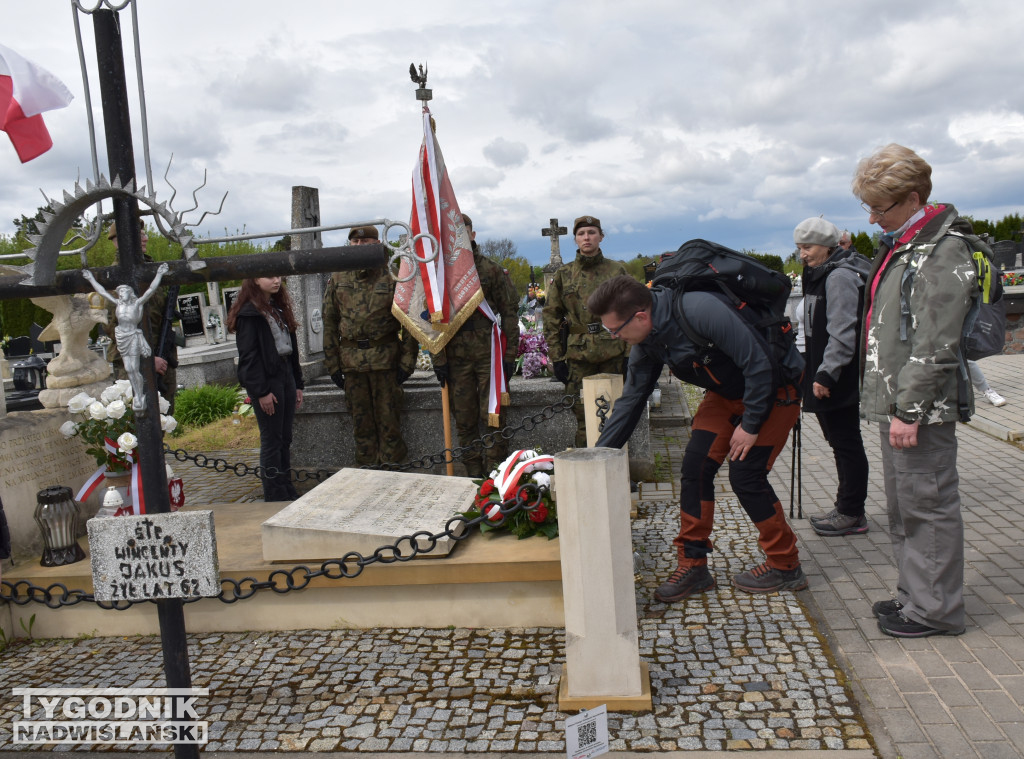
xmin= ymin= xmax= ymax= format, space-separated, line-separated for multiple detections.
xmin=577 ymin=719 xmax=597 ymax=748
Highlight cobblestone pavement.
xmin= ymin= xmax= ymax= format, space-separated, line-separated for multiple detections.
xmin=6 ymin=355 xmax=1024 ymax=757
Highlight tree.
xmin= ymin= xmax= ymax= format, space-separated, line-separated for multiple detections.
xmin=480 ymin=237 xmax=532 ymax=294
xmin=479 ymin=237 xmax=517 ymax=261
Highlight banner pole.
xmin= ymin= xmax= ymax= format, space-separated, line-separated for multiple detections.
xmin=441 ymin=383 xmax=455 ymax=476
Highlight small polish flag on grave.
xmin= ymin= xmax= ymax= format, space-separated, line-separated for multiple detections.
xmin=0 ymin=43 xmax=74 ymax=163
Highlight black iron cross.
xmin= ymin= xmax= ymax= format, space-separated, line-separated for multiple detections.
xmin=541 ymin=217 xmax=567 ymax=268
xmin=0 ymin=11 xmax=390 ymax=759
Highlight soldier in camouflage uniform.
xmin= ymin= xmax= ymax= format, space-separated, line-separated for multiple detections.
xmin=322 ymin=226 xmax=419 ymax=466
xmin=432 ymin=215 xmax=519 ymax=478
xmin=105 ymin=220 xmax=178 ymax=413
xmin=542 ymin=215 xmax=629 ymax=447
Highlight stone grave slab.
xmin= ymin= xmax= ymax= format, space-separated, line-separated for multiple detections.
xmin=261 ymin=468 xmax=478 ymax=562
xmin=88 ymin=511 xmax=220 ymax=603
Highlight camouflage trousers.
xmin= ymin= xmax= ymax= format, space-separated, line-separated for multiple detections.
xmin=344 ymin=370 xmax=407 ymax=467
xmin=448 ymin=358 xmax=508 ymax=479
xmin=567 ymin=358 xmax=626 ymax=448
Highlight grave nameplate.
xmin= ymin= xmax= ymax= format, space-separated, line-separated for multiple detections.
xmin=177 ymin=293 xmax=207 ymax=337
xmin=222 ymin=287 xmax=241 ymax=316
xmin=261 ymin=468 xmax=478 ymax=561
xmin=88 ymin=511 xmax=220 ymax=603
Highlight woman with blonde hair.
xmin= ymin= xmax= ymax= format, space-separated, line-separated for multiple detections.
xmin=853 ymin=143 xmax=977 ymax=637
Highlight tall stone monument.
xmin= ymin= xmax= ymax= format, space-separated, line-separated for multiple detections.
xmin=541 ymin=218 xmax=567 ymax=291
xmin=288 ymin=186 xmax=328 ymax=379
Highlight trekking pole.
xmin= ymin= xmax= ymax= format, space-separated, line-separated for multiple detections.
xmin=788 ymin=417 xmax=802 ymax=519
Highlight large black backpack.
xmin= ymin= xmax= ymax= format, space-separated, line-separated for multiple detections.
xmin=651 ymin=239 xmax=801 ymax=391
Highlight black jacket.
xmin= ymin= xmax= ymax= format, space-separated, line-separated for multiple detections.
xmin=596 ymin=288 xmax=804 ymax=447
xmin=234 ymin=302 xmax=304 ymax=400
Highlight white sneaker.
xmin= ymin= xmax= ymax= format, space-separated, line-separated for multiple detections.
xmin=985 ymin=389 xmax=1007 ymax=407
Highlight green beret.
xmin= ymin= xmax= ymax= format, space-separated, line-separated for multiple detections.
xmin=573 ymin=215 xmax=602 ymax=234
xmin=348 ymin=225 xmax=380 ymax=241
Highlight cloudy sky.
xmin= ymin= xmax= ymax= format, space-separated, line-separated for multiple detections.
xmin=2 ymin=0 xmax=1023 ymax=267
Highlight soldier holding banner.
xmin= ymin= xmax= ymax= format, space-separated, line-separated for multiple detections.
xmin=432 ymin=215 xmax=519 ymax=478
xmin=323 ymin=225 xmax=419 ymax=467
xmin=542 ymin=215 xmax=630 ymax=447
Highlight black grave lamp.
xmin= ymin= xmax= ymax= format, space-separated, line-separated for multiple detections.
xmin=34 ymin=486 xmax=87 ymax=567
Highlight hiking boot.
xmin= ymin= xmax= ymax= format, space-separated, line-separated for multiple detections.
xmin=877 ymin=610 xmax=965 ymax=638
xmin=812 ymin=511 xmax=868 ymax=537
xmin=809 ymin=507 xmax=838 ymax=526
xmin=984 ymin=389 xmax=1007 ymax=407
xmin=872 ymin=599 xmax=903 ymax=619
xmin=654 ymin=565 xmax=715 ymax=603
xmin=732 ymin=562 xmax=808 ymax=594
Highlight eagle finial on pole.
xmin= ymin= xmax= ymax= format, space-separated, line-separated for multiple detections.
xmin=410 ymin=62 xmax=431 ymax=102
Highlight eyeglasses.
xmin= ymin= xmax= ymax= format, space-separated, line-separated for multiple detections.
xmin=860 ymin=199 xmax=899 ymax=218
xmin=603 ymin=311 xmax=639 ymax=337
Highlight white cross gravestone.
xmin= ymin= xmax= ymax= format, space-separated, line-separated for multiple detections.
xmin=261 ymin=468 xmax=478 ymax=562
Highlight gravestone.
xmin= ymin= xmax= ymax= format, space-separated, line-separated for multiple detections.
xmin=177 ymin=293 xmax=207 ymax=339
xmin=261 ymin=468 xmax=477 ymax=561
xmin=287 ymin=186 xmax=327 ymax=378
xmin=88 ymin=511 xmax=220 ymax=603
xmin=991 ymin=240 xmax=1019 ymax=270
xmin=201 ymin=305 xmax=226 ymax=345
xmin=222 ymin=286 xmax=241 ymax=316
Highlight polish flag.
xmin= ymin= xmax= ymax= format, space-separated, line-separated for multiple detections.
xmin=0 ymin=43 xmax=74 ymax=163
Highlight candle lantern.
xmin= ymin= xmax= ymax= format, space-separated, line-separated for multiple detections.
xmin=34 ymin=486 xmax=87 ymax=567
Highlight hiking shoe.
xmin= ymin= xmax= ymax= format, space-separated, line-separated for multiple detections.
xmin=877 ymin=611 xmax=965 ymax=638
xmin=872 ymin=599 xmax=903 ymax=619
xmin=732 ymin=562 xmax=808 ymax=594
xmin=809 ymin=508 xmax=840 ymax=526
xmin=984 ymin=389 xmax=1007 ymax=407
xmin=654 ymin=565 xmax=715 ymax=603
xmin=812 ymin=511 xmax=868 ymax=536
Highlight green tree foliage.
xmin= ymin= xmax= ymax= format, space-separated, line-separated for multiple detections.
xmin=963 ymin=213 xmax=1022 ymax=241
xmin=747 ymin=252 xmax=785 ymax=274
xmin=621 ymin=254 xmax=654 ymax=283
xmin=853 ymin=231 xmax=876 ymax=259
xmin=480 ymin=237 xmax=535 ymax=295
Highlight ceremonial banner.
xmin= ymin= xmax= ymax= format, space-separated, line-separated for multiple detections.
xmin=392 ymin=105 xmax=509 ymax=423
xmin=0 ymin=43 xmax=74 ymax=163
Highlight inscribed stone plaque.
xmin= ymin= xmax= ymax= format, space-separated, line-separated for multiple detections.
xmin=261 ymin=468 xmax=478 ymax=561
xmin=177 ymin=293 xmax=207 ymax=337
xmin=222 ymin=287 xmax=241 ymax=316
xmin=88 ymin=511 xmax=220 ymax=602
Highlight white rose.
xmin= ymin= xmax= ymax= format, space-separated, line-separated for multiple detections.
xmin=158 ymin=396 xmax=170 ymax=414
xmin=115 ymin=380 xmax=132 ymax=395
xmin=88 ymin=401 xmax=108 ymax=421
xmin=532 ymin=472 xmax=551 ymax=488
xmin=68 ymin=393 xmax=94 ymax=414
xmin=100 ymin=385 xmax=122 ymax=404
xmin=59 ymin=420 xmax=79 ymax=438
xmin=117 ymin=432 xmax=138 ymax=451
xmin=106 ymin=400 xmax=127 ymax=419
xmin=161 ymin=414 xmax=178 ymax=433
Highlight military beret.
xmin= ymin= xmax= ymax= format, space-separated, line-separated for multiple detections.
xmin=573 ymin=215 xmax=602 ymax=234
xmin=793 ymin=217 xmax=840 ymax=247
xmin=106 ymin=219 xmax=145 ymax=240
xmin=461 ymin=214 xmax=473 ymax=231
xmin=348 ymin=225 xmax=380 ymax=241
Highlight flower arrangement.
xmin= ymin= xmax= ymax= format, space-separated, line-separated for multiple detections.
xmin=516 ymin=327 xmax=549 ymax=379
xmin=1003 ymin=271 xmax=1024 ymax=287
xmin=60 ymin=380 xmax=177 ymax=472
xmin=463 ymin=449 xmax=557 ymax=540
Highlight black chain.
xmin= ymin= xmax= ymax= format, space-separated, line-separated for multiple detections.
xmin=0 ymin=485 xmax=548 ymax=609
xmin=595 ymin=394 xmax=610 ymax=432
xmin=162 ymin=394 xmax=576 ymax=479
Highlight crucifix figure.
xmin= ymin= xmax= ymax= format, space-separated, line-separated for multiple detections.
xmin=541 ymin=218 xmax=567 ymax=269
xmin=83 ymin=263 xmax=169 ymax=411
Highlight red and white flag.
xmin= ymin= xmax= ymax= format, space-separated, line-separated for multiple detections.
xmin=392 ymin=105 xmax=509 ymax=423
xmin=0 ymin=43 xmax=74 ymax=163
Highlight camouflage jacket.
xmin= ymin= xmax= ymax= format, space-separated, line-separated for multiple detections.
xmin=435 ymin=247 xmax=520 ymax=365
xmin=322 ymin=265 xmax=418 ymax=375
xmin=542 ymin=249 xmax=629 ymax=364
xmin=860 ymin=203 xmax=977 ymax=425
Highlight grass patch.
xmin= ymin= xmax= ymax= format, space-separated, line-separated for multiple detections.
xmin=169 ymin=414 xmax=260 ymax=451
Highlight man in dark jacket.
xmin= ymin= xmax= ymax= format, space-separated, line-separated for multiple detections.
xmin=794 ymin=217 xmax=872 ymax=537
xmin=590 ymin=275 xmax=806 ymax=601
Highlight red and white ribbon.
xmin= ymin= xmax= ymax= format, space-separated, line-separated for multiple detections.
xmin=492 ymin=449 xmax=555 ymax=501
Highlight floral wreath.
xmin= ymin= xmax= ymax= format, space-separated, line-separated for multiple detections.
xmin=463 ymin=449 xmax=557 ymax=540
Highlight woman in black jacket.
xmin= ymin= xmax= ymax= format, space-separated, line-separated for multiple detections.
xmin=227 ymin=277 xmax=304 ymax=501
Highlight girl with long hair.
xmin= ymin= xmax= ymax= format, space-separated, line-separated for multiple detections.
xmin=228 ymin=276 xmax=304 ymax=501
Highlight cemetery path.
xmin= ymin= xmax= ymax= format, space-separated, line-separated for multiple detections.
xmin=3 ymin=353 xmax=1024 ymax=758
